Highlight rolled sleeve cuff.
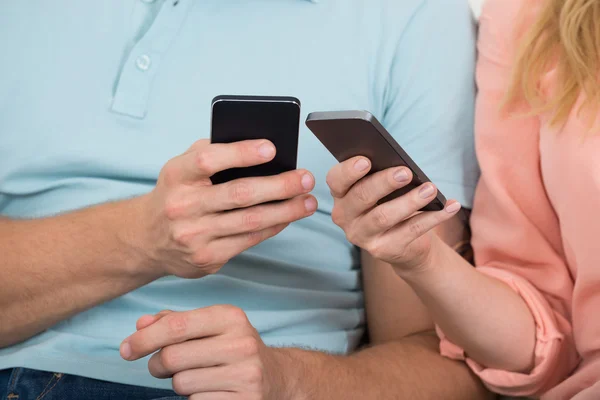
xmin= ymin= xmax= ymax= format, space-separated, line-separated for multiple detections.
xmin=436 ymin=267 xmax=579 ymax=397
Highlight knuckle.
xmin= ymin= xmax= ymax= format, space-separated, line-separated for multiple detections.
xmin=411 ymin=193 xmax=427 ymax=210
xmin=325 ymin=172 xmax=337 ymax=192
xmin=229 ymin=182 xmax=254 ymax=207
xmin=159 ymin=347 xmax=180 ymax=373
xmin=246 ymin=230 xmax=264 ymax=246
xmin=193 ymin=150 xmax=214 ymax=175
xmin=345 ymin=229 xmax=360 ymax=246
xmin=238 ymin=142 xmax=252 ymax=162
xmin=353 ymin=181 xmax=371 ymax=205
xmin=164 ymin=314 xmax=189 ymax=339
xmin=326 ymin=167 xmax=347 ymax=198
xmin=244 ymin=363 xmax=264 ymax=385
xmin=330 ymin=208 xmax=345 ymax=227
xmin=170 ymin=225 xmax=192 ymax=246
xmin=190 ymin=139 xmax=208 ymax=151
xmin=408 ymin=220 xmax=425 ymax=237
xmin=171 ymin=373 xmax=190 ymax=396
xmin=237 ymin=336 xmax=260 ymax=357
xmin=164 ymin=197 xmax=184 ymax=221
xmin=373 ymin=207 xmax=390 ymax=229
xmin=161 ymin=162 xmax=181 ymax=187
xmin=242 ymin=212 xmax=262 ymax=231
xmin=365 ymin=238 xmax=384 ymax=258
xmin=191 ymin=250 xmax=214 ymax=267
xmin=281 ymin=175 xmax=298 ymax=198
xmin=226 ymin=306 xmax=249 ymax=324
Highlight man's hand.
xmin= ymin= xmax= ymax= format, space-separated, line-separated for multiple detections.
xmin=326 ymin=156 xmax=461 ymax=272
xmin=121 ymin=306 xmax=286 ymax=400
xmin=139 ymin=139 xmax=317 ymax=279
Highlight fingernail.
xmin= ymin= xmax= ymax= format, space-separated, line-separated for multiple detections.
xmin=354 ymin=159 xmax=370 ymax=172
xmin=120 ymin=342 xmax=132 ymax=360
xmin=305 ymin=197 xmax=317 ymax=212
xmin=258 ymin=143 xmax=275 ymax=159
xmin=445 ymin=202 xmax=461 ymax=213
xmin=301 ymin=174 xmax=314 ymax=190
xmin=419 ymin=184 xmax=435 ymax=199
xmin=394 ymin=169 xmax=410 ymax=182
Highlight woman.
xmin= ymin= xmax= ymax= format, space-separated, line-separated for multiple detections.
xmin=325 ymin=0 xmax=600 ymax=398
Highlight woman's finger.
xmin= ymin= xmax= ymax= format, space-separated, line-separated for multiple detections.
xmin=359 ymin=182 xmax=440 ymax=238
xmin=341 ymin=166 xmax=413 ymax=219
xmin=376 ymin=200 xmax=461 ymax=253
xmin=326 ymin=157 xmax=372 ymax=198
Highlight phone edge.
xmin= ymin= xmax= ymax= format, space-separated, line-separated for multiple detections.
xmin=305 ymin=110 xmax=447 ymax=210
xmin=212 ymin=95 xmax=301 ymax=108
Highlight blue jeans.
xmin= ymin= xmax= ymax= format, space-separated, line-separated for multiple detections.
xmin=0 ymin=368 xmax=184 ymax=400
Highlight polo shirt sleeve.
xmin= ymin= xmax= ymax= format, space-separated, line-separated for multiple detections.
xmin=381 ymin=0 xmax=479 ymax=208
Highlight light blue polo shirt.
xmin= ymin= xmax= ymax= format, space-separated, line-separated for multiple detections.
xmin=0 ymin=0 xmax=478 ymax=389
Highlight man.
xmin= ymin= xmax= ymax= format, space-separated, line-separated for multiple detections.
xmin=0 ymin=0 xmax=487 ymax=398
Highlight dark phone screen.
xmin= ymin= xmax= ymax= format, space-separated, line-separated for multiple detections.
xmin=210 ymin=98 xmax=300 ymax=185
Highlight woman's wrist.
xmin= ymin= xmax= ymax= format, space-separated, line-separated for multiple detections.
xmin=392 ymin=234 xmax=446 ymax=281
xmin=393 ymin=234 xmax=475 ymax=297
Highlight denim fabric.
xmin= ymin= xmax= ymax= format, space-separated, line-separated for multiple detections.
xmin=0 ymin=368 xmax=184 ymax=400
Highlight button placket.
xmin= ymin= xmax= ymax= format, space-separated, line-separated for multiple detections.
xmin=111 ymin=0 xmax=191 ymax=119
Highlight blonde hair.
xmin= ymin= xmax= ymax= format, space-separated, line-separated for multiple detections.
xmin=505 ymin=0 xmax=600 ymax=127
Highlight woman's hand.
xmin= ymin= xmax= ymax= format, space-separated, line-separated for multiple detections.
xmin=327 ymin=156 xmax=461 ymax=272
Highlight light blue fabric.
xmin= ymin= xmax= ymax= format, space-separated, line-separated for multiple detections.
xmin=0 ymin=0 xmax=478 ymax=389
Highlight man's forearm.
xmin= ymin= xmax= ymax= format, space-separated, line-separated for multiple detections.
xmin=0 ymin=196 xmax=160 ymax=348
xmin=277 ymin=333 xmax=493 ymax=400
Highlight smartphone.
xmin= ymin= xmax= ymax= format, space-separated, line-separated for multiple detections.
xmin=305 ymin=110 xmax=446 ymax=212
xmin=210 ymin=95 xmax=301 ymax=185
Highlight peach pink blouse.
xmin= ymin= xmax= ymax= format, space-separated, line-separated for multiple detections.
xmin=438 ymin=0 xmax=600 ymax=398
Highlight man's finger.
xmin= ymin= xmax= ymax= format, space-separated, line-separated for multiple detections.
xmin=148 ymin=336 xmax=259 ymax=378
xmin=172 ymin=364 xmax=251 ymax=395
xmin=177 ymin=139 xmax=276 ymax=183
xmin=189 ymin=393 xmax=237 ymax=400
xmin=209 ymin=194 xmax=317 ymax=237
xmin=326 ymin=156 xmax=371 ymax=198
xmin=121 ymin=305 xmax=247 ymax=360
xmin=136 ymin=310 xmax=173 ymax=331
xmin=206 ymin=169 xmax=315 ymax=212
xmin=204 ymin=223 xmax=289 ymax=265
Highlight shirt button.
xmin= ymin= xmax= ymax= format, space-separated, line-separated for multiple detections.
xmin=135 ymin=55 xmax=151 ymax=71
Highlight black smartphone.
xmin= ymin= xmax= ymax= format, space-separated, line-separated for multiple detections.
xmin=305 ymin=110 xmax=446 ymax=212
xmin=210 ymin=95 xmax=301 ymax=185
